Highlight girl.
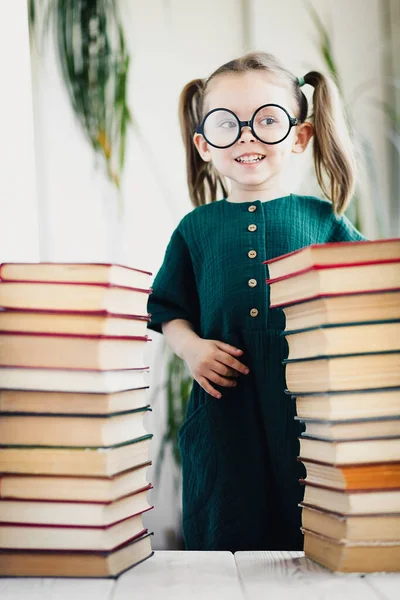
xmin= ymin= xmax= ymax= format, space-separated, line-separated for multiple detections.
xmin=147 ymin=51 xmax=368 ymax=552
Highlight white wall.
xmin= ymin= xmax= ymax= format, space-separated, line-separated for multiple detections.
xmin=8 ymin=0 xmax=394 ymax=549
xmin=0 ymin=2 xmax=39 ymax=262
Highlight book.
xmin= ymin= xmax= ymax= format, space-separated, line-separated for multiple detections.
xmin=298 ymin=416 xmax=400 ymax=441
xmin=298 ymin=436 xmax=400 ymax=465
xmin=0 ymin=486 xmax=153 ymax=526
xmin=0 ymin=408 xmax=151 ymax=446
xmin=0 ymin=436 xmax=153 ymax=476
xmin=0 ymin=309 xmax=150 ymax=337
xmin=288 ymin=387 xmax=400 ymax=420
xmin=0 ymin=387 xmax=150 ymax=415
xmin=284 ymin=320 xmax=400 ymax=360
xmin=284 ymin=351 xmax=400 ymax=393
xmin=264 ymin=238 xmax=400 ymax=281
xmin=0 ymin=331 xmax=150 ymax=370
xmin=299 ymin=458 xmax=400 ymax=490
xmin=0 ymin=509 xmax=152 ymax=550
xmin=266 ymin=260 xmax=400 ymax=307
xmin=0 ymin=262 xmax=152 ymax=289
xmin=0 ymin=281 xmax=151 ymax=315
xmin=302 ymin=528 xmax=400 ymax=572
xmin=300 ymin=504 xmax=400 ymax=542
xmin=301 ymin=481 xmax=400 ymax=514
xmin=0 ymin=366 xmax=149 ymax=393
xmin=0 ymin=532 xmax=154 ymax=578
xmin=0 ymin=463 xmax=151 ymax=501
xmin=281 ymin=290 xmax=400 ymax=330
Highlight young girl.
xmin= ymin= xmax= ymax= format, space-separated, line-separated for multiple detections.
xmin=147 ymin=51 xmax=368 ymax=552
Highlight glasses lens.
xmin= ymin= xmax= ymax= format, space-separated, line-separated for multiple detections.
xmin=203 ymin=110 xmax=239 ymax=147
xmin=252 ymin=105 xmax=291 ymax=143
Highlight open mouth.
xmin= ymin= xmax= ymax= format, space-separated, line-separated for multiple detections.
xmin=234 ymin=153 xmax=266 ymax=164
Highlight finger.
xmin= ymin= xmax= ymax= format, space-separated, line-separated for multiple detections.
xmin=198 ymin=376 xmax=222 ymax=399
xmin=207 ymin=371 xmax=238 ymax=388
xmin=214 ymin=341 xmax=243 ymax=356
xmin=212 ymin=362 xmax=240 ymax=378
xmin=215 ymin=351 xmax=249 ymax=375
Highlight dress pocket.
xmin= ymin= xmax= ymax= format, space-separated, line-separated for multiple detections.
xmin=178 ymin=402 xmax=218 ymax=520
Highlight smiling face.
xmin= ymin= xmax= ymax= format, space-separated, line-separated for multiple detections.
xmin=193 ymin=71 xmax=313 ymax=200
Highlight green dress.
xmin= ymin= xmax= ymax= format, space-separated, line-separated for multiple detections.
xmin=147 ymin=194 xmax=367 ymax=552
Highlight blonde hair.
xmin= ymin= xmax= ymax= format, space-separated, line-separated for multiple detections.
xmin=178 ymin=51 xmax=356 ymax=216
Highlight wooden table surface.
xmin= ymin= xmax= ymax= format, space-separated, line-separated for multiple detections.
xmin=0 ymin=551 xmax=399 ymax=599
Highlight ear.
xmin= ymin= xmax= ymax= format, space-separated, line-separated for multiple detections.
xmin=292 ymin=121 xmax=314 ymax=154
xmin=193 ymin=133 xmax=213 ymax=163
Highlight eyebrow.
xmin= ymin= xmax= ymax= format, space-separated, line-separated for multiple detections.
xmin=205 ymin=104 xmax=291 ymax=117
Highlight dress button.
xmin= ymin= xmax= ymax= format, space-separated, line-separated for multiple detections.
xmin=248 ymin=224 xmax=257 ymax=232
xmin=250 ymin=308 xmax=259 ymax=317
xmin=248 ymin=205 xmax=257 ymax=212
xmin=248 ymin=250 xmax=257 ymax=259
xmin=248 ymin=279 xmax=257 ymax=287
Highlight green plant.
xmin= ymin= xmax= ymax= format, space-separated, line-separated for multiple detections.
xmin=28 ymin=0 xmax=131 ymax=204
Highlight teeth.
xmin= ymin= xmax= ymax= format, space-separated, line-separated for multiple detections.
xmin=235 ymin=154 xmax=265 ymax=163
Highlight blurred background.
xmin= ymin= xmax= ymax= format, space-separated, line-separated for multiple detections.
xmin=0 ymin=0 xmax=399 ymax=549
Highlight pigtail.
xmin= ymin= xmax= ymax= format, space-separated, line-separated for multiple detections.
xmin=303 ymin=71 xmax=356 ymax=216
xmin=178 ymin=79 xmax=228 ymax=207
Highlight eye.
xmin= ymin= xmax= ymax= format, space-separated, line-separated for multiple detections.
xmin=219 ymin=120 xmax=237 ymax=129
xmin=260 ymin=117 xmax=277 ymax=126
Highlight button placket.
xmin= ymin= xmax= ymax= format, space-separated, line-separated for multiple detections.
xmin=246 ymin=205 xmax=260 ymax=319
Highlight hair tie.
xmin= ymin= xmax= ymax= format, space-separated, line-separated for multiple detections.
xmin=297 ymin=76 xmax=306 ymax=87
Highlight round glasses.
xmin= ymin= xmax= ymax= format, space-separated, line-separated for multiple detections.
xmin=195 ymin=104 xmax=300 ymax=148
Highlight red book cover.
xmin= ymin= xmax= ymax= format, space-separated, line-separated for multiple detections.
xmin=263 ymin=238 xmax=400 ymax=265
xmin=0 ymin=280 xmax=152 ymax=293
xmin=0 ymin=262 xmax=152 ymax=277
xmin=0 ymin=307 xmax=151 ymax=320
xmin=0 ymin=330 xmax=151 ymax=341
xmin=0 ymin=484 xmax=153 ymax=506
xmin=265 ymin=258 xmax=400 ymax=285
xmin=0 ymin=530 xmax=152 ymax=555
xmin=270 ymin=288 xmax=400 ymax=309
xmin=0 ymin=505 xmax=154 ymax=529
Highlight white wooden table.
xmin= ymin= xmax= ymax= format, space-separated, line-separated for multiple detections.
xmin=0 ymin=551 xmax=399 ymax=599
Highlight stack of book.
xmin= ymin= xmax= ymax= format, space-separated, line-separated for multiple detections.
xmin=265 ymin=238 xmax=400 ymax=573
xmin=0 ymin=262 xmax=155 ymax=578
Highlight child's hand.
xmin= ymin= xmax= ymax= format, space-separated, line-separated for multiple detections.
xmin=182 ymin=338 xmax=249 ymax=399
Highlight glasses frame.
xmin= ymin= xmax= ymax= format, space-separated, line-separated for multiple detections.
xmin=195 ymin=103 xmax=300 ymax=149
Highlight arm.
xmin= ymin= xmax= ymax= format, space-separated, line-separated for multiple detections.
xmin=148 ymin=227 xmax=248 ymax=399
xmin=147 ymin=229 xmax=201 ymax=334
xmin=162 ymin=318 xmax=249 ymax=400
xmin=161 ymin=318 xmax=199 ymax=361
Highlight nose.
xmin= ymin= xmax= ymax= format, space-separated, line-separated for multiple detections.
xmin=239 ymin=124 xmax=256 ymax=143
